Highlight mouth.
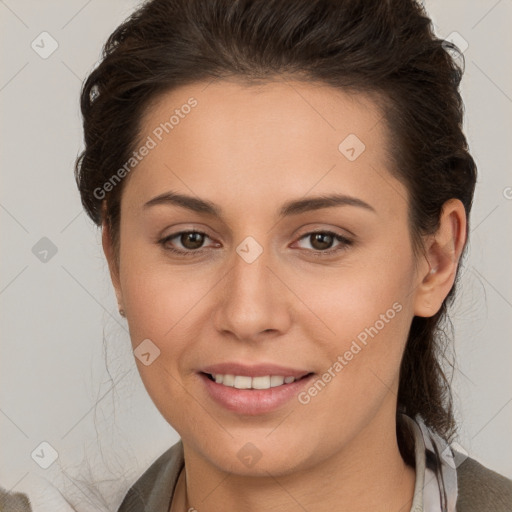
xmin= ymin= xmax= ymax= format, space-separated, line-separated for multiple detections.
xmin=198 ymin=371 xmax=316 ymax=415
xmin=201 ymin=372 xmax=314 ymax=390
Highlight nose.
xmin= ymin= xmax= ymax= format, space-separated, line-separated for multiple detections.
xmin=212 ymin=244 xmax=292 ymax=342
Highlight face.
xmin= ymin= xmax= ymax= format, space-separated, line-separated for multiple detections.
xmin=108 ymin=79 xmax=428 ymax=476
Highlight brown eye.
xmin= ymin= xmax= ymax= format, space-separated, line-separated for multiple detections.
xmin=159 ymin=230 xmax=216 ymax=255
xmin=179 ymin=231 xmax=205 ymax=250
xmin=309 ymin=232 xmax=335 ymax=250
xmin=294 ymin=230 xmax=353 ymax=255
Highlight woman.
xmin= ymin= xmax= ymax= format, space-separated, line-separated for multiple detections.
xmin=71 ymin=0 xmax=512 ymax=511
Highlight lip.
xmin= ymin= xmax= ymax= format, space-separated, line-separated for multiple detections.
xmin=200 ymin=362 xmax=312 ymax=379
xmin=198 ymin=371 xmax=316 ymax=415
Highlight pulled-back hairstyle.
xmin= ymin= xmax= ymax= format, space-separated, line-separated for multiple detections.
xmin=75 ymin=0 xmax=477 ymax=461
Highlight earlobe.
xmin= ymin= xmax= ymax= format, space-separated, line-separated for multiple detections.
xmin=413 ymin=199 xmax=467 ymax=318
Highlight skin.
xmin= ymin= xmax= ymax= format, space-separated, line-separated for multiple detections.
xmin=102 ymin=79 xmax=466 ymax=512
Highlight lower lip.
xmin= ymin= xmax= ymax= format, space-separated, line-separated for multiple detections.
xmin=199 ymin=372 xmax=315 ymax=415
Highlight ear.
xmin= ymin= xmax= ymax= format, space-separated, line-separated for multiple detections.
xmin=101 ymin=217 xmax=124 ymax=313
xmin=413 ymin=199 xmax=467 ymax=317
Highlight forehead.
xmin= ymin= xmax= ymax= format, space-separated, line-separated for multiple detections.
xmin=125 ymin=79 xmax=404 ymax=217
xmin=140 ymin=78 xmax=387 ymax=155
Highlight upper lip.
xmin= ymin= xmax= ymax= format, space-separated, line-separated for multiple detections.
xmin=200 ymin=362 xmax=313 ymax=379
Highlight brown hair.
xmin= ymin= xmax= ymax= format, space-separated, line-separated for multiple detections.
xmin=75 ymin=0 xmax=477 ymax=457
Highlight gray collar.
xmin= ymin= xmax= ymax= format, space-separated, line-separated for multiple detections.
xmin=400 ymin=413 xmax=459 ymax=512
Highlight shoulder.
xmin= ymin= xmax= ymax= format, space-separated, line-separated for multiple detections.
xmin=457 ymin=456 xmax=512 ymax=511
xmin=117 ymin=440 xmax=184 ymax=512
xmin=0 ymin=475 xmax=79 ymax=512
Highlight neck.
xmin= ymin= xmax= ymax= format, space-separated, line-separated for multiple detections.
xmin=171 ymin=410 xmax=416 ymax=512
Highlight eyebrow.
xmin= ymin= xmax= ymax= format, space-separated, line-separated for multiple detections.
xmin=143 ymin=190 xmax=376 ymax=218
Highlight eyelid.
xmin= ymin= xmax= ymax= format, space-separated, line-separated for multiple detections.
xmin=293 ymin=223 xmax=356 ymax=239
xmin=294 ymin=226 xmax=353 ymax=240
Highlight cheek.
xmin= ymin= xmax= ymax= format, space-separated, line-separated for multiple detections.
xmin=292 ymin=249 xmax=416 ymax=397
xmin=118 ymin=252 xmax=221 ymax=402
xmin=295 ymin=246 xmax=414 ymax=338
xmin=119 ymin=260 xmax=209 ymax=427
xmin=119 ymin=244 xmax=214 ymax=341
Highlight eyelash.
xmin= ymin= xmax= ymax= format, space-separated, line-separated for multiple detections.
xmin=158 ymin=229 xmax=353 ymax=257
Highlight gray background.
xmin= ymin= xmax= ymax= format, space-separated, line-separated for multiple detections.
xmin=1 ymin=0 xmax=511 ymax=509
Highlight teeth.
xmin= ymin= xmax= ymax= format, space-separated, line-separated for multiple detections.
xmin=270 ymin=376 xmax=284 ymax=387
xmin=222 ymin=374 xmax=235 ymax=386
xmin=234 ymin=376 xmax=252 ymax=389
xmin=211 ymin=374 xmax=298 ymax=390
xmin=252 ymin=376 xmax=272 ymax=389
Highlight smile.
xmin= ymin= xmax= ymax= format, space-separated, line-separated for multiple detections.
xmin=206 ymin=373 xmax=304 ymax=390
xmin=199 ymin=371 xmax=315 ymax=415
